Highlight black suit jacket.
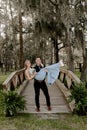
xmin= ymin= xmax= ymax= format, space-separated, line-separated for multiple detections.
xmin=34 ymin=65 xmax=45 ymax=72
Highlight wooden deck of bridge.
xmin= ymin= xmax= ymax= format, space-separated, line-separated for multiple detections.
xmin=22 ymin=80 xmax=71 ymax=113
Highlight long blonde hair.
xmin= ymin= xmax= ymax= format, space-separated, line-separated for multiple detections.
xmin=24 ymin=60 xmax=31 ymax=69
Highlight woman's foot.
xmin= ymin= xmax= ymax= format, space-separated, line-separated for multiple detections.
xmin=59 ymin=60 xmax=64 ymax=67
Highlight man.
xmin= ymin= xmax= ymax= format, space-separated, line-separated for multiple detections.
xmin=34 ymin=58 xmax=51 ymax=112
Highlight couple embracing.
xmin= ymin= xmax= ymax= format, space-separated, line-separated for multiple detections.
xmin=24 ymin=57 xmax=64 ymax=112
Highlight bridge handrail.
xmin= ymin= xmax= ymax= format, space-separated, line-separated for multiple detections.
xmin=56 ymin=69 xmax=80 ymax=112
xmin=3 ymin=68 xmax=26 ymax=91
xmin=3 ymin=68 xmax=80 ymax=92
xmin=59 ymin=68 xmax=80 ymax=89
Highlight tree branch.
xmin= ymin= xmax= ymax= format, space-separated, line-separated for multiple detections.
xmin=48 ymin=0 xmax=58 ymax=6
xmin=59 ymin=45 xmax=65 ymax=50
xmin=57 ymin=42 xmax=62 ymax=45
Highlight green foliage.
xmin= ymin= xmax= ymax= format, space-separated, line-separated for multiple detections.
xmin=69 ymin=82 xmax=87 ymax=115
xmin=0 ymin=90 xmax=26 ymax=117
xmin=75 ymin=71 xmax=81 ymax=78
xmin=0 ymin=114 xmax=87 ymax=130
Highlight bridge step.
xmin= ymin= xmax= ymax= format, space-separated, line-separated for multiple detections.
xmin=23 ymin=106 xmax=71 ymax=113
xmin=21 ymin=80 xmax=71 ymax=114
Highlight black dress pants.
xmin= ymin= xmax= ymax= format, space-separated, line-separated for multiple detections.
xmin=34 ymin=80 xmax=51 ymax=108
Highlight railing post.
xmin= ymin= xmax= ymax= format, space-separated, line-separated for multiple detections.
xmin=2 ymin=68 xmax=26 ymax=92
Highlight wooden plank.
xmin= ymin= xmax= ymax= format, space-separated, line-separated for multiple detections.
xmin=23 ymin=105 xmax=71 ymax=114
xmin=60 ymin=68 xmax=80 ymax=84
xmin=2 ymin=68 xmax=25 ymax=90
xmin=21 ymin=80 xmax=71 ymax=113
xmin=55 ymin=80 xmax=75 ymax=112
xmin=17 ymin=80 xmax=29 ymax=94
xmin=68 ymin=70 xmax=80 ymax=83
xmin=65 ymin=75 xmax=72 ymax=89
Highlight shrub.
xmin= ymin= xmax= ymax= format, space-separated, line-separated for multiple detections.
xmin=0 ymin=90 xmax=26 ymax=117
xmin=69 ymin=82 xmax=87 ymax=115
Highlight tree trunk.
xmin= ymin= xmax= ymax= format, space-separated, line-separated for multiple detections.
xmin=9 ymin=0 xmax=17 ymax=70
xmin=55 ymin=48 xmax=59 ymax=63
xmin=52 ymin=37 xmax=59 ymax=63
xmin=19 ymin=12 xmax=24 ymax=68
xmin=80 ymin=49 xmax=87 ymax=82
xmin=65 ymin=27 xmax=74 ymax=72
xmin=67 ymin=44 xmax=74 ymax=72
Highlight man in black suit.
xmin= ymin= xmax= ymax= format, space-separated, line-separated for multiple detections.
xmin=34 ymin=58 xmax=51 ymax=112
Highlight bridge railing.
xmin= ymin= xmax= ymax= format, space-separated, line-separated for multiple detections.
xmin=56 ymin=68 xmax=80 ymax=112
xmin=58 ymin=68 xmax=80 ymax=89
xmin=3 ymin=68 xmax=80 ymax=92
xmin=2 ymin=68 xmax=28 ymax=94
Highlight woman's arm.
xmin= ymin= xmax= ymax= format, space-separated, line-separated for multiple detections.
xmin=25 ymin=70 xmax=36 ymax=80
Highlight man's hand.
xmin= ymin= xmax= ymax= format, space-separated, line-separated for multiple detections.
xmin=44 ymin=68 xmax=48 ymax=72
xmin=40 ymin=63 xmax=44 ymax=67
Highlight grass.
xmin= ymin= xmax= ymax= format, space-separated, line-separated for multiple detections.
xmin=0 ymin=71 xmax=11 ymax=91
xmin=0 ymin=70 xmax=87 ymax=130
xmin=75 ymin=71 xmax=87 ymax=82
xmin=0 ymin=114 xmax=87 ymax=130
xmin=0 ymin=72 xmax=11 ymax=85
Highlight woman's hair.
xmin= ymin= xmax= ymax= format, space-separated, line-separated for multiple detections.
xmin=24 ymin=60 xmax=30 ymax=69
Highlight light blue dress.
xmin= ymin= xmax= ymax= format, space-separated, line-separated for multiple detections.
xmin=35 ymin=63 xmax=60 ymax=85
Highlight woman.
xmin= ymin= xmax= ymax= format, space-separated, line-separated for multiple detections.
xmin=24 ymin=60 xmax=36 ymax=80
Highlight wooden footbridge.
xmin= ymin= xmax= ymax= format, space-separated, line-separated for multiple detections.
xmin=3 ymin=68 xmax=80 ymax=113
